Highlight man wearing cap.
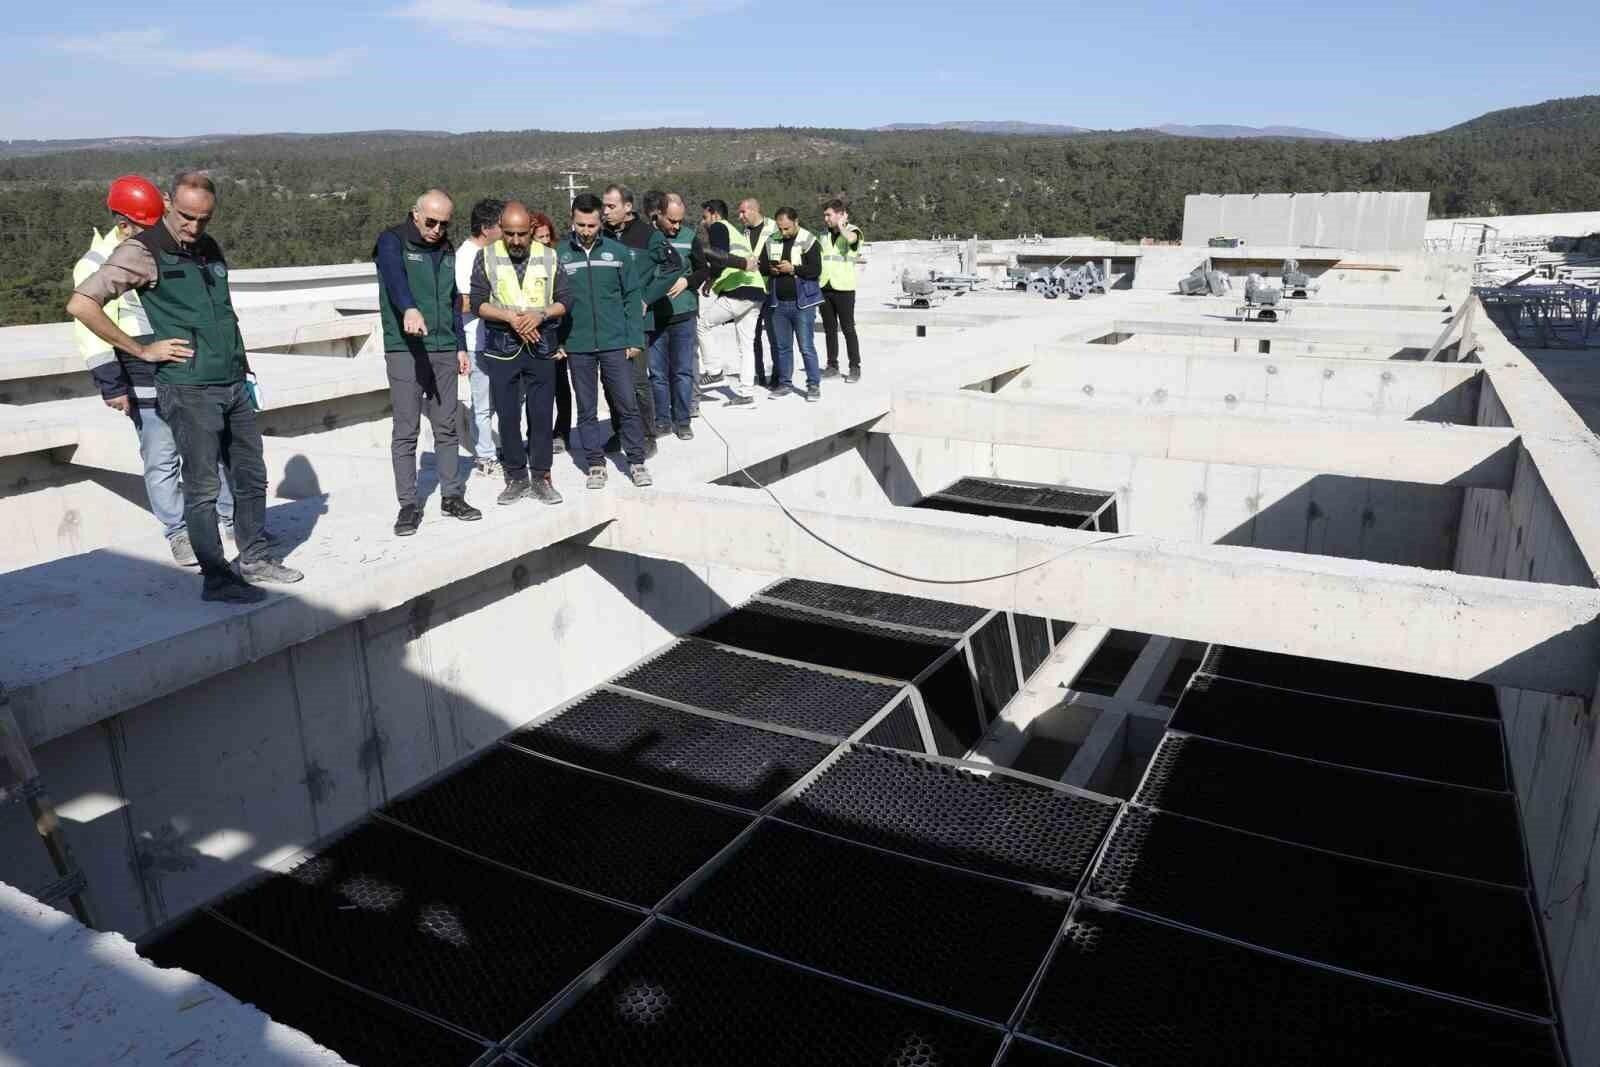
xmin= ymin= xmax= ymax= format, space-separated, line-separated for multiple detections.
xmin=71 ymin=175 xmax=237 ymax=566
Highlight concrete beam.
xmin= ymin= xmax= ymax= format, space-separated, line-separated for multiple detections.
xmin=886 ymin=389 xmax=1519 ymax=489
xmin=1108 ymin=318 xmax=1444 ymax=351
xmin=1060 ymin=706 xmax=1128 ymax=793
xmin=603 ymin=485 xmax=1600 ymax=695
xmin=970 ymin=624 xmax=1110 ymax=767
xmin=1116 ymin=637 xmax=1186 ymax=704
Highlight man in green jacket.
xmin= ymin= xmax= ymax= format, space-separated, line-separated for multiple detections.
xmin=67 ymin=170 xmax=302 ymax=604
xmin=554 ymin=194 xmax=651 ymax=490
xmin=640 ymin=193 xmax=698 ymax=438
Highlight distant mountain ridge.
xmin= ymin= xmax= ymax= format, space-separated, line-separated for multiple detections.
xmin=1154 ymin=123 xmax=1349 ymax=140
xmin=875 ymin=121 xmax=1088 ymax=135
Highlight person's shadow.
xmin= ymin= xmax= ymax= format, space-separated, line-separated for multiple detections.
xmin=266 ymin=454 xmax=330 ymax=557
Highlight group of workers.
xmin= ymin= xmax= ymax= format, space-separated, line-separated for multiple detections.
xmin=65 ymin=172 xmax=864 ymax=604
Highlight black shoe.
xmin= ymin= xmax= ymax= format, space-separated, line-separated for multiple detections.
xmin=675 ymin=424 xmax=694 ymax=441
xmin=822 ymin=365 xmax=840 ymax=379
xmin=644 ymin=436 xmax=659 ymax=460
xmin=806 ymin=384 xmax=821 ymax=403
xmin=441 ymin=495 xmax=482 ymax=521
xmin=654 ymin=421 xmax=671 ymax=437
xmin=724 ymin=394 xmax=755 ymax=409
xmin=394 ymin=504 xmax=421 ymax=537
xmin=844 ymin=368 xmax=861 ymax=383
xmin=551 ymin=435 xmax=567 ymax=455
xmin=497 ymin=477 xmax=530 ymax=505
xmin=768 ymin=384 xmax=789 ymax=399
xmin=202 ymin=571 xmax=268 ymax=604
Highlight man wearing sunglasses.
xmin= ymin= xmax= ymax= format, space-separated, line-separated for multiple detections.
xmin=373 ymin=188 xmax=482 ymax=537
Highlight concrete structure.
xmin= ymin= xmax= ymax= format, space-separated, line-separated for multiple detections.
xmin=2 ymin=218 xmax=1599 ymax=1063
xmin=1182 ymin=191 xmax=1430 ymax=252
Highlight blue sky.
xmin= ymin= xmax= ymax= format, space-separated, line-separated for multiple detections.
xmin=6 ymin=0 xmax=1596 ymax=141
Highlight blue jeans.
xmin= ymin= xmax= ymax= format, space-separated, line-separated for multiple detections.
xmin=130 ymin=401 xmax=234 ymax=541
xmin=467 ymin=354 xmax=496 ymax=462
xmin=647 ymin=315 xmax=697 ymax=428
xmin=769 ymin=300 xmax=820 ymax=388
xmin=156 ymin=381 xmax=269 ymax=580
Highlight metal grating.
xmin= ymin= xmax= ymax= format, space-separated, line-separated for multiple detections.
xmin=918 ymin=650 xmax=984 ymax=757
xmin=1198 ymin=644 xmax=1501 ymax=719
xmin=140 ymin=911 xmax=488 ymax=1067
xmin=695 ymin=600 xmax=954 ymax=680
xmin=1014 ymin=613 xmax=1051 ymax=679
xmin=1135 ymin=734 xmax=1528 ymax=886
xmin=615 ymin=639 xmax=899 ymax=737
xmin=383 ymin=747 xmax=750 ymax=906
xmin=916 ymin=493 xmax=1097 ymax=529
xmin=1172 ymin=674 xmax=1507 ymax=790
xmin=971 ymin=613 xmax=1021 ymax=720
xmin=860 ymin=695 xmax=928 ymax=753
xmin=671 ymin=820 xmax=1069 ymax=1023
xmin=762 ymin=578 xmax=986 ymax=633
xmin=519 ymin=921 xmax=1004 ymax=1066
xmin=210 ymin=819 xmax=639 ymax=1039
xmin=938 ymin=477 xmax=1112 ymax=516
xmin=1020 ymin=904 xmax=1563 ymax=1066
xmin=782 ymin=746 xmax=1120 ymax=891
xmin=507 ymin=689 xmax=833 ymax=810
xmin=1088 ymin=806 xmax=1551 ymax=1017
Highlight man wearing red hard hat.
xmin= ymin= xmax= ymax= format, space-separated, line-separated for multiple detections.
xmin=70 ymin=175 xmax=238 ymax=568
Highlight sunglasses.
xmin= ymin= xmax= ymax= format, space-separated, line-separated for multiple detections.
xmin=420 ymin=216 xmax=450 ymax=230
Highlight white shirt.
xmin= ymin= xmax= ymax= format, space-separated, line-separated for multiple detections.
xmin=456 ymin=238 xmax=487 ymax=352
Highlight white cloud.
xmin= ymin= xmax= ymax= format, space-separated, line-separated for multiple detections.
xmin=54 ymin=31 xmax=362 ymax=83
xmin=390 ymin=0 xmax=741 ymax=38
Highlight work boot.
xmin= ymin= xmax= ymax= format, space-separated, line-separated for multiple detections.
xmin=441 ymin=495 xmax=482 ymax=521
xmin=806 ymin=384 xmax=821 ymax=403
xmin=202 ymin=570 xmax=267 ymax=604
xmin=531 ymin=475 xmax=564 ymax=505
xmin=239 ymin=559 xmax=304 ymax=584
xmin=394 ymin=504 xmax=421 ymax=537
xmin=169 ymin=532 xmax=198 ymax=567
xmin=675 ymin=424 xmax=694 ymax=441
xmin=586 ymin=465 xmax=608 ymax=489
xmin=551 ymin=435 xmax=567 ymax=455
xmin=630 ymin=465 xmax=654 ymax=488
xmin=822 ymin=364 xmax=840 ymax=379
xmin=724 ymin=394 xmax=755 ymax=409
xmin=498 ymin=476 xmax=530 ymax=505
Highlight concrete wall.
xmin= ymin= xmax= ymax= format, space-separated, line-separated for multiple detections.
xmin=1182 ymin=192 xmax=1429 ymax=252
xmin=0 ymin=540 xmax=767 ymax=938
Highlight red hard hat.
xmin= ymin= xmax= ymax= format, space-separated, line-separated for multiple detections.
xmin=106 ymin=175 xmax=164 ymax=228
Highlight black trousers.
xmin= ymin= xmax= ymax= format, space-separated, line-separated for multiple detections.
xmin=751 ymin=304 xmax=779 ymax=381
xmin=569 ymin=348 xmax=645 ymax=466
xmin=553 ymin=355 xmax=571 ymax=441
xmin=629 ymin=343 xmax=657 ymax=438
xmin=156 ymin=380 xmax=269 ymax=582
xmin=819 ymin=287 xmax=860 ymax=371
xmin=483 ymin=351 xmax=555 ymax=477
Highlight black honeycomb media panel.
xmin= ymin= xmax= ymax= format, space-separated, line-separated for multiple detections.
xmin=999 ymin=1036 xmax=1106 ymax=1065
xmin=696 ymin=600 xmax=955 ymax=681
xmin=1073 ymin=633 xmax=1144 ymax=697
xmin=1088 ymin=806 xmax=1552 ymax=1018
xmin=1135 ymin=734 xmax=1528 ymax=886
xmin=671 ymin=820 xmax=1069 ymax=1023
xmin=860 ymin=696 xmax=929 ymax=753
xmin=210 ymin=819 xmax=639 ymax=1040
xmin=782 ymin=746 xmax=1120 ymax=892
xmin=1014 ymin=614 xmax=1052 ymax=680
xmin=140 ymin=912 xmax=487 ymax=1067
xmin=1198 ymin=644 xmax=1500 ymax=719
xmin=508 ymin=688 xmax=834 ymax=810
xmin=1171 ymin=674 xmax=1508 ymax=790
xmin=1021 ymin=905 xmax=1562 ymax=1067
xmin=383 ymin=747 xmax=750 ymax=906
xmin=918 ymin=650 xmax=985 ymax=757
xmin=762 ymin=578 xmax=987 ymax=633
xmin=971 ymin=613 xmax=1021 ymax=721
xmin=518 ymin=921 xmax=1004 ymax=1066
xmin=615 ymin=638 xmax=899 ymax=737
xmin=921 ymin=478 xmax=1117 ymax=532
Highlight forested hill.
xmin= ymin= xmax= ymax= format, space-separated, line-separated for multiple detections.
xmin=3 ymin=96 xmax=1598 ymax=324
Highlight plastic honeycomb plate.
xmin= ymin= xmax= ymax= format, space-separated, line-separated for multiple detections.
xmin=860 ymin=696 xmax=929 ymax=753
xmin=614 ymin=639 xmax=900 ymax=737
xmin=210 ymin=819 xmax=639 ymax=1040
xmin=382 ymin=747 xmax=750 ymax=906
xmin=917 ymin=652 xmax=984 ymax=757
xmin=519 ymin=921 xmax=1004 ymax=1066
xmin=1197 ymin=645 xmax=1501 ymax=719
xmin=1135 ymin=733 xmax=1528 ymax=886
xmin=506 ymin=689 xmax=834 ymax=810
xmin=696 ymin=600 xmax=955 ymax=681
xmin=1014 ymin=614 xmax=1052 ymax=680
xmin=1020 ymin=904 xmax=1563 ymax=1066
xmin=762 ymin=578 xmax=986 ymax=633
xmin=670 ymin=820 xmax=1069 ymax=1022
xmin=781 ymin=746 xmax=1120 ymax=891
xmin=970 ymin=613 xmax=1021 ymax=719
xmin=1088 ymin=806 xmax=1551 ymax=1017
